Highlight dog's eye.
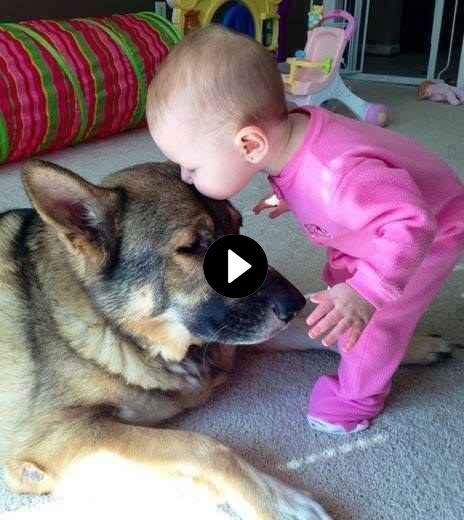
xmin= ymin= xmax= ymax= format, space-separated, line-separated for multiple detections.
xmin=177 ymin=235 xmax=211 ymax=256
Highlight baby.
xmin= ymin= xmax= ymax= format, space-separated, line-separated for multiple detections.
xmin=146 ymin=25 xmax=464 ymax=434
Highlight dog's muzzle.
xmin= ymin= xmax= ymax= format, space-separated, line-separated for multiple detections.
xmin=262 ymin=268 xmax=306 ymax=323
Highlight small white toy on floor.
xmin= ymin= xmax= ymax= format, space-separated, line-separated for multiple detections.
xmin=418 ymin=80 xmax=464 ymax=106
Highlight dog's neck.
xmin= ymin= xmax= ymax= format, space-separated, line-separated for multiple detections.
xmin=45 ymin=275 xmax=195 ymax=392
xmin=52 ymin=301 xmax=192 ymax=391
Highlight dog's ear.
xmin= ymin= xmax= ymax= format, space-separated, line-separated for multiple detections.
xmin=22 ymin=160 xmax=121 ymax=261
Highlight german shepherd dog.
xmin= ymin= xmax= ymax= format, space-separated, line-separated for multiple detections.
xmin=0 ymin=160 xmax=333 ymax=519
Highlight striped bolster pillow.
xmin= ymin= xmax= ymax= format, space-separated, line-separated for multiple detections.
xmin=0 ymin=12 xmax=180 ymax=165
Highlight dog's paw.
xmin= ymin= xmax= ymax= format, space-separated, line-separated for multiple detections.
xmin=4 ymin=461 xmax=55 ymax=495
xmin=402 ymin=334 xmax=461 ymax=366
xmin=261 ymin=475 xmax=332 ymax=520
xmin=166 ymin=354 xmax=217 ymax=395
xmin=166 ymin=357 xmax=206 ymax=385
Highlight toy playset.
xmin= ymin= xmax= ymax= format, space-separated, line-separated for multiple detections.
xmin=282 ymin=7 xmax=389 ymax=126
xmin=167 ymin=0 xmax=281 ymax=51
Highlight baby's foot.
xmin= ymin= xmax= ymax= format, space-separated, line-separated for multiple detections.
xmin=307 ymin=415 xmax=369 ymax=435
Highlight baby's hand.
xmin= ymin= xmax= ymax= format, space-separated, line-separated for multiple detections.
xmin=306 ymin=283 xmax=375 ymax=351
xmin=253 ymin=193 xmax=289 ymax=219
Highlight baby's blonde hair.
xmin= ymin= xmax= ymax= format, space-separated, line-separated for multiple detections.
xmin=147 ymin=25 xmax=288 ymax=132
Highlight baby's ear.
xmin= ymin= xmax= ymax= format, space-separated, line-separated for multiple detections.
xmin=22 ymin=160 xmax=121 ymax=262
xmin=234 ymin=126 xmax=269 ymax=164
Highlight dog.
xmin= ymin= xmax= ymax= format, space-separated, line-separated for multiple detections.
xmin=0 ymin=160 xmax=334 ymax=519
xmin=1 ymin=160 xmax=456 ymax=519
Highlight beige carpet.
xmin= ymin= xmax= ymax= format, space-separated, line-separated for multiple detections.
xmin=0 ymin=82 xmax=463 ymax=519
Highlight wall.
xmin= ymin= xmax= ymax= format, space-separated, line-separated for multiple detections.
xmin=0 ymin=1 xmax=155 ymax=22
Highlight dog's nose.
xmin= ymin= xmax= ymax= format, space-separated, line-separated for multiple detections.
xmin=272 ymin=301 xmax=298 ymax=323
xmin=265 ymin=268 xmax=306 ymax=323
xmin=271 ymin=288 xmax=306 ymax=322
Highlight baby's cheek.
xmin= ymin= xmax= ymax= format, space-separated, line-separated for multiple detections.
xmin=195 ymin=176 xmax=229 ymax=199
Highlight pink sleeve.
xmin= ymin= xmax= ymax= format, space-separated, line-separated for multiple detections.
xmin=330 ymin=159 xmax=437 ymax=308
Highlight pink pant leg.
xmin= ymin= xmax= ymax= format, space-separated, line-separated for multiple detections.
xmin=309 ymin=239 xmax=463 ymax=432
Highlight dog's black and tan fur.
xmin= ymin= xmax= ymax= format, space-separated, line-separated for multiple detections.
xmin=0 ymin=160 xmax=335 ymax=519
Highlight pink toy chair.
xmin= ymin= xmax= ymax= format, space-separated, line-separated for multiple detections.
xmin=283 ymin=9 xmax=388 ymax=126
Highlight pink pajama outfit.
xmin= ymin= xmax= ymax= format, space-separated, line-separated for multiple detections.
xmin=269 ymin=106 xmax=464 ymax=433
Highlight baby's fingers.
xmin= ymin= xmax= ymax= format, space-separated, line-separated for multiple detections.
xmin=308 ymin=308 xmax=341 ymax=340
xmin=308 ymin=289 xmax=330 ymax=304
xmin=322 ymin=318 xmax=352 ymax=347
xmin=342 ymin=320 xmax=364 ymax=351
xmin=306 ymin=300 xmax=333 ymax=328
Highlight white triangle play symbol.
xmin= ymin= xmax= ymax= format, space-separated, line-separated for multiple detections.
xmin=228 ymin=249 xmax=251 ymax=284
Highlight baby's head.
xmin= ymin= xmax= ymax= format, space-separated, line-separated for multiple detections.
xmin=147 ymin=25 xmax=288 ymax=199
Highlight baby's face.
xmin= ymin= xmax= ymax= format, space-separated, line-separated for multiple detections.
xmin=149 ymin=112 xmax=257 ymax=200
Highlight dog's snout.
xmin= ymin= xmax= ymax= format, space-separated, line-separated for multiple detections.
xmin=264 ymin=268 xmax=306 ymax=323
xmin=272 ymin=301 xmax=297 ymax=323
xmin=271 ymin=288 xmax=306 ymax=322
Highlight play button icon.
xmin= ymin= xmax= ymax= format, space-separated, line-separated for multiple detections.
xmin=203 ymin=235 xmax=268 ymax=298
xmin=228 ymin=249 xmax=251 ymax=283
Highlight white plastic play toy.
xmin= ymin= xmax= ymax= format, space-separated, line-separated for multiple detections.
xmin=283 ymin=9 xmax=388 ymax=127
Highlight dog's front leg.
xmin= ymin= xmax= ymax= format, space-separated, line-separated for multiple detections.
xmin=108 ymin=379 xmax=216 ymax=427
xmin=5 ymin=420 xmax=331 ymax=519
xmin=81 ymin=422 xmax=331 ymax=520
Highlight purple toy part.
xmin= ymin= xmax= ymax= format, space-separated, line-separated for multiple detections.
xmin=322 ymin=9 xmax=356 ymax=41
xmin=365 ymin=103 xmax=388 ymax=126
